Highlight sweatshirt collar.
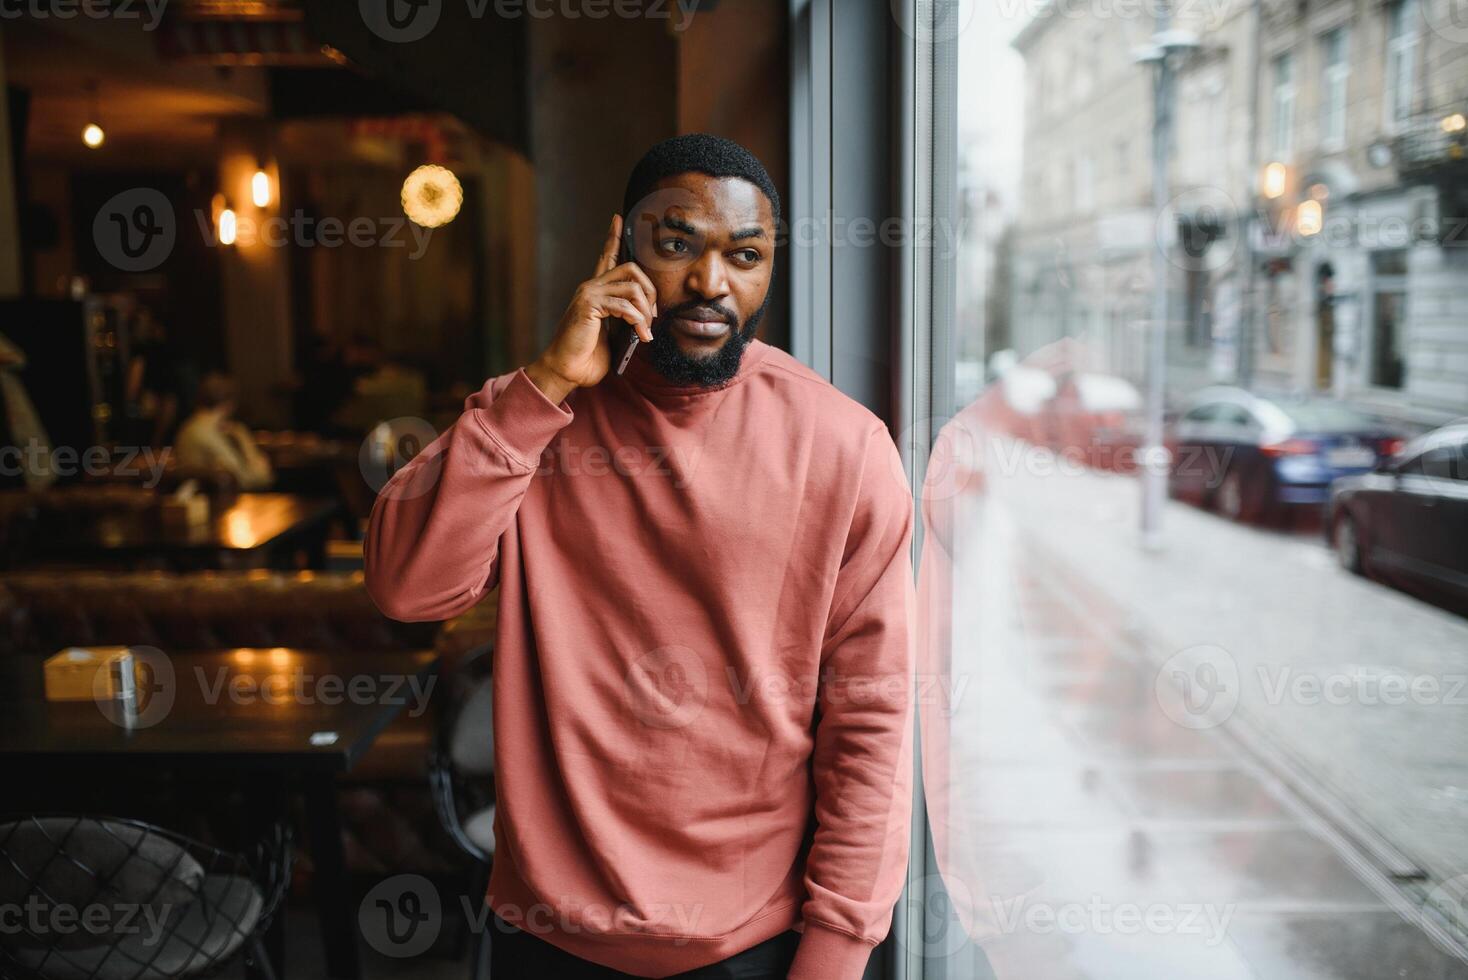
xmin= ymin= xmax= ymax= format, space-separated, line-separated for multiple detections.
xmin=617 ymin=336 xmax=771 ymax=398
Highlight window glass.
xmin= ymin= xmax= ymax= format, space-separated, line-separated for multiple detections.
xmin=917 ymin=0 xmax=1468 ymax=974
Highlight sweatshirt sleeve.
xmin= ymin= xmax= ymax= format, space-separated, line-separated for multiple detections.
xmin=363 ymin=367 xmax=574 ymax=622
xmin=789 ymin=424 xmax=917 ymax=980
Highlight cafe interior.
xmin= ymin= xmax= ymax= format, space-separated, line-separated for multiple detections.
xmin=0 ymin=3 xmax=788 ymax=978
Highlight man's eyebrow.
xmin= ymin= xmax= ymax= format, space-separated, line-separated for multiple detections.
xmin=660 ymin=216 xmax=698 ymax=235
xmin=730 ymin=227 xmax=767 ymax=241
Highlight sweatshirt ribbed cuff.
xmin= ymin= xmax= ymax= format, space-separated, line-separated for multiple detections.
xmin=787 ymin=922 xmax=877 ymax=980
xmin=471 ymin=367 xmax=574 ymax=470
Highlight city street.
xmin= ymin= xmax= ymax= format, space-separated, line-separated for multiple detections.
xmin=929 ymin=433 xmax=1468 ymax=977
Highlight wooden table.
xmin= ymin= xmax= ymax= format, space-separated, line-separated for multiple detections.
xmin=36 ymin=493 xmax=337 ymax=569
xmin=0 ymin=647 xmax=439 ymax=979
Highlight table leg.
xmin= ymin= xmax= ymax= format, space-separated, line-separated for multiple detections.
xmin=304 ymin=781 xmax=360 ymax=980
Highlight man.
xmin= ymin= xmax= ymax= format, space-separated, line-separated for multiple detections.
xmin=174 ymin=373 xmax=274 ymax=490
xmin=366 ymin=134 xmax=915 ymax=979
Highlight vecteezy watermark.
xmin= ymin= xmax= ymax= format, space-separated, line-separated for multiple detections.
xmin=777 ymin=214 xmax=971 ymax=261
xmin=0 ymin=0 xmax=169 ymax=31
xmin=0 ymin=898 xmax=174 ymax=948
xmin=892 ymin=0 xmax=975 ymax=43
xmin=95 ymin=646 xmax=176 ymax=730
xmin=358 ymin=0 xmax=698 ymax=44
xmin=360 ymin=418 xmax=441 ymax=501
xmin=193 ymin=663 xmax=436 ymax=717
xmin=92 ymin=188 xmax=437 ymax=273
xmin=0 ymin=441 xmax=171 ymax=488
xmin=1155 ymin=644 xmax=1241 ymax=730
xmin=360 ymin=874 xmax=443 ymax=958
xmin=1424 ymin=874 xmax=1468 ymax=934
xmin=983 ymin=896 xmax=1236 ymax=946
xmin=993 ymin=0 xmax=1230 ymax=26
xmin=1256 ymin=665 xmax=1468 ymax=708
xmin=895 ymin=873 xmax=977 ymax=959
xmin=624 ymin=644 xmax=708 ymax=730
xmin=359 ymin=875 xmax=709 ymax=958
xmin=725 ymin=666 xmax=957 ymax=714
xmin=192 ymin=209 xmax=434 ymax=259
xmin=532 ymin=441 xmax=702 ymax=488
xmin=94 ymin=189 xmax=176 ymax=273
xmin=1424 ymin=0 xmax=1468 ymax=44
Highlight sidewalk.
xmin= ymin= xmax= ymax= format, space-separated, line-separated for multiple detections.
xmin=930 ymin=455 xmax=1468 ymax=975
xmin=982 ymin=434 xmax=1468 ymax=900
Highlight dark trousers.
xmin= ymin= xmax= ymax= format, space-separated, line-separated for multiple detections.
xmin=488 ymin=911 xmax=801 ymax=979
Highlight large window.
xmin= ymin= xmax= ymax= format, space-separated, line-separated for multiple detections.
xmin=1271 ymin=51 xmax=1296 ymax=158
xmin=897 ymin=0 xmax=1468 ymax=975
xmin=1385 ymin=0 xmax=1418 ymax=131
xmin=1320 ymin=27 xmax=1348 ymax=150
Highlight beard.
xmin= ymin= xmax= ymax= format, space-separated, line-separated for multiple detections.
xmin=641 ymin=290 xmax=771 ymax=388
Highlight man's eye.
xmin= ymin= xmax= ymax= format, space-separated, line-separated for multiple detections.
xmin=658 ymin=238 xmax=690 ymax=255
xmin=732 ymin=249 xmax=761 ymax=264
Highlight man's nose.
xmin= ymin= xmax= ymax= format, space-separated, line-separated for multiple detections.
xmin=684 ymin=249 xmax=730 ymax=300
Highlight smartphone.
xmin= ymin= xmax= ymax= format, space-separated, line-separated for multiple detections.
xmin=615 ymin=222 xmax=641 ymax=375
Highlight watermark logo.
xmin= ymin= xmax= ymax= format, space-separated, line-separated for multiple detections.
xmin=624 ymin=644 xmax=707 ymax=729
xmin=1425 ymin=0 xmax=1468 ymax=44
xmin=93 ymin=189 xmax=175 ymax=272
xmin=360 ymin=0 xmax=441 ymax=42
xmin=894 ymin=0 xmax=973 ymax=43
xmin=360 ymin=0 xmax=698 ymax=43
xmin=1155 ymin=643 xmax=1239 ymax=730
xmin=1424 ymin=874 xmax=1468 ymax=934
xmin=1156 ymin=185 xmax=1238 ymax=273
xmin=0 ymin=898 xmax=174 ymax=948
xmin=360 ymin=417 xmax=442 ymax=500
xmin=896 ymin=872 xmax=976 ymax=959
xmin=360 ymin=875 xmax=442 ymax=958
xmin=94 ymin=646 xmax=176 ymax=730
xmin=0 ymin=0 xmax=170 ymax=30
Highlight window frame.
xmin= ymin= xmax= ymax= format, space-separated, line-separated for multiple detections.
xmin=1384 ymin=0 xmax=1418 ymax=134
xmin=1271 ymin=49 xmax=1296 ymax=159
xmin=1319 ymin=26 xmax=1349 ymax=151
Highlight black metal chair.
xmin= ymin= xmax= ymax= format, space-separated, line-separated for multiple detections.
xmin=426 ymin=641 xmax=496 ymax=980
xmin=0 ymin=815 xmax=291 ymax=980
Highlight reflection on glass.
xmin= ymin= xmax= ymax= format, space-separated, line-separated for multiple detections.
xmin=917 ymin=0 xmax=1468 ymax=974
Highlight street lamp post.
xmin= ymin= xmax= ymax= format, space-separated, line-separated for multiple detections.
xmin=1134 ymin=15 xmax=1199 ymax=551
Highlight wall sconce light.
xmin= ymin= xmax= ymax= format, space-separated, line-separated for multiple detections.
xmin=251 ymin=169 xmax=272 ymax=208
xmin=82 ymin=80 xmax=104 ymax=149
xmin=219 ymin=207 xmax=238 ymax=246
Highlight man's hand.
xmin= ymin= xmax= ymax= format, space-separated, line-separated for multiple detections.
xmin=526 ymin=214 xmax=658 ymax=404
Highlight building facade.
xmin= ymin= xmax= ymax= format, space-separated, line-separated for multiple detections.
xmin=1008 ymin=0 xmax=1468 ymax=428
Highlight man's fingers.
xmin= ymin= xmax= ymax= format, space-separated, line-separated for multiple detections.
xmin=596 ymin=262 xmax=659 ymax=317
xmin=598 ymin=298 xmax=651 ymax=342
xmin=616 ymin=262 xmax=660 ymax=317
xmin=600 ymin=281 xmax=656 ymax=326
xmin=595 ymin=214 xmax=622 ymax=277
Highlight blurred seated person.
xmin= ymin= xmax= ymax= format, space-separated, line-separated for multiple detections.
xmin=174 ymin=373 xmax=274 ymax=490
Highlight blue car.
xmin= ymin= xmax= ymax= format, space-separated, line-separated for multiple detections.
xmin=1167 ymin=387 xmax=1404 ymax=523
xmin=1327 ymin=422 xmax=1468 ymax=611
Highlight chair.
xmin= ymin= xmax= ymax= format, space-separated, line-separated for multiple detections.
xmin=427 ymin=641 xmax=496 ymax=979
xmin=0 ymin=815 xmax=291 ymax=980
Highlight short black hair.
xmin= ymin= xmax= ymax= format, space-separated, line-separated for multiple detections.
xmin=622 ymin=133 xmax=781 ymax=231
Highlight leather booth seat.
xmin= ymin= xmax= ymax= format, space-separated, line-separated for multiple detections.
xmin=0 ymin=569 xmax=434 ymax=654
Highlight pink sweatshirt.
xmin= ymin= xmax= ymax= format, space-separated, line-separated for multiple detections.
xmin=364 ymin=338 xmax=915 ymax=979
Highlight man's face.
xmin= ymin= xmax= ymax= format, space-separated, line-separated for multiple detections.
xmin=624 ymin=172 xmax=775 ymax=387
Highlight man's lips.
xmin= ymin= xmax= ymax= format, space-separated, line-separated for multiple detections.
xmin=665 ymin=308 xmax=735 ymax=339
